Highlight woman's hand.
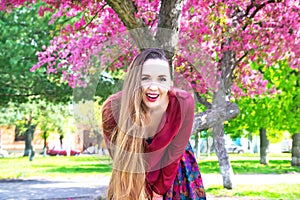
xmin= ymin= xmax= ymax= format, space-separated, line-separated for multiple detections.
xmin=152 ymin=192 xmax=163 ymax=200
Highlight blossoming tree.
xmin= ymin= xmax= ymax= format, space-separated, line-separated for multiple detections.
xmin=2 ymin=0 xmax=300 ymax=189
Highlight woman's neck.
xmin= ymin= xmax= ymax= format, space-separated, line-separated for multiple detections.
xmin=145 ymin=96 xmax=169 ymax=138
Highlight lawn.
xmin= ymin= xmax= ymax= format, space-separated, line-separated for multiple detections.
xmin=0 ymin=155 xmax=112 ymax=179
xmin=198 ymin=153 xmax=300 ymax=174
xmin=199 ymin=153 xmax=300 ymax=199
xmin=206 ymin=184 xmax=300 ymax=199
xmin=0 ymin=153 xmax=299 ymax=199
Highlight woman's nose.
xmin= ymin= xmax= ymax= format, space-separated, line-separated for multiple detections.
xmin=148 ymin=82 xmax=159 ymax=90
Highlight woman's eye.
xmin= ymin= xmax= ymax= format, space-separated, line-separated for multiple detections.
xmin=159 ymin=77 xmax=167 ymax=81
xmin=141 ymin=77 xmax=149 ymax=81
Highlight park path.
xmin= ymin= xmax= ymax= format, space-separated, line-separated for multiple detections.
xmin=0 ymin=173 xmax=300 ymax=200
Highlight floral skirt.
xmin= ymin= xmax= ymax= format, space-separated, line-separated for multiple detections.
xmin=164 ymin=142 xmax=206 ymax=200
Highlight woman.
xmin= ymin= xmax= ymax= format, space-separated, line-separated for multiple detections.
xmin=102 ymin=48 xmax=206 ymax=199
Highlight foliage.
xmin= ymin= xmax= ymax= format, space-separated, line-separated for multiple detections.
xmin=0 ymin=2 xmax=73 ymax=106
xmin=225 ymin=60 xmax=300 ymax=140
xmin=1 ymin=0 xmax=299 ymax=98
xmin=0 ymin=100 xmax=73 ymax=141
xmin=0 ymin=1 xmax=119 ymax=139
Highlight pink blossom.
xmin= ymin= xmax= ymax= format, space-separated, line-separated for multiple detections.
xmin=4 ymin=0 xmax=299 ymax=94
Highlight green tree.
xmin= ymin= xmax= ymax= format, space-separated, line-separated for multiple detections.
xmin=0 ymin=2 xmax=121 ymax=106
xmin=0 ymin=2 xmax=72 ymax=106
xmin=226 ymin=60 xmax=300 ymax=165
xmin=0 ymin=3 xmax=119 ymax=156
xmin=1 ymin=100 xmax=73 ymax=157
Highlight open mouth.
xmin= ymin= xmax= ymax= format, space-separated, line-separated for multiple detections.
xmin=146 ymin=93 xmax=159 ymax=102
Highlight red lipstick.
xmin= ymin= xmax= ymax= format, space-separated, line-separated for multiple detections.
xmin=146 ymin=93 xmax=159 ymax=102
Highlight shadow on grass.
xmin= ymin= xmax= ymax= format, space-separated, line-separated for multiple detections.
xmin=45 ymin=164 xmax=112 ymax=174
xmin=199 ymin=159 xmax=300 ymax=174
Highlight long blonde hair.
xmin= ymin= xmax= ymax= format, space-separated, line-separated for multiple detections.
xmin=107 ymin=48 xmax=169 ymax=200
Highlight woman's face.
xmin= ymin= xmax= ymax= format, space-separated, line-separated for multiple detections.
xmin=141 ymin=58 xmax=172 ymax=110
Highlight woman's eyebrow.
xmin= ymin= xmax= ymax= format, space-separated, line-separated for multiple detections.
xmin=141 ymin=74 xmax=167 ymax=77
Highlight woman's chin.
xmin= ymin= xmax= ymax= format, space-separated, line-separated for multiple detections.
xmin=144 ymin=101 xmax=162 ymax=110
xmin=145 ymin=102 xmax=158 ymax=109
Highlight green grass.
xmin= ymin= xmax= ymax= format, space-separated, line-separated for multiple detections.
xmin=198 ymin=153 xmax=300 ymax=174
xmin=0 ymin=155 xmax=112 ymax=179
xmin=206 ymin=184 xmax=300 ymax=199
xmin=1 ymin=153 xmax=300 ymax=199
xmin=198 ymin=153 xmax=300 ymax=199
xmin=1 ymin=153 xmax=297 ymax=179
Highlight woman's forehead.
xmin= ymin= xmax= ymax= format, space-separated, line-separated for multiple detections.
xmin=142 ymin=59 xmax=170 ymax=75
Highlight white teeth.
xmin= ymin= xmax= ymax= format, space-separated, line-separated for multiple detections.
xmin=147 ymin=94 xmax=159 ymax=98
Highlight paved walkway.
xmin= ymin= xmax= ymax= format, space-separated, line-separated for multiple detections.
xmin=1 ymin=173 xmax=300 ymax=200
xmin=0 ymin=176 xmax=110 ymax=200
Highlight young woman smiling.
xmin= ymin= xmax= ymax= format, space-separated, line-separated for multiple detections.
xmin=102 ymin=48 xmax=206 ymax=200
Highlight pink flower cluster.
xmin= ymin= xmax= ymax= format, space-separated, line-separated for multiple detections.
xmin=179 ymin=0 xmax=300 ymax=96
xmin=2 ymin=0 xmax=300 ymax=97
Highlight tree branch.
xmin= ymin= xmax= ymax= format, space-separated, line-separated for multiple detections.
xmin=192 ymin=101 xmax=240 ymax=133
xmin=79 ymin=3 xmax=108 ymax=30
xmin=194 ymin=92 xmax=212 ymax=109
xmin=235 ymin=51 xmax=248 ymax=65
xmin=249 ymin=0 xmax=275 ymax=19
xmin=242 ymin=0 xmax=276 ymax=30
xmin=243 ymin=1 xmax=255 ymax=18
xmin=105 ymin=0 xmax=156 ymax=49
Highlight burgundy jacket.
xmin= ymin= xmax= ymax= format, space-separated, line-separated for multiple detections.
xmin=102 ymin=87 xmax=194 ymax=195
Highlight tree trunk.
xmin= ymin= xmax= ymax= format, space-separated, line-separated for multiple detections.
xmin=248 ymin=132 xmax=253 ymax=153
xmin=213 ymin=124 xmax=234 ymax=189
xmin=194 ymin=132 xmax=199 ymax=157
xmin=259 ymin=128 xmax=269 ymax=165
xmin=208 ymin=136 xmax=214 ymax=157
xmin=43 ymin=131 xmax=47 ymax=156
xmin=105 ymin=0 xmax=156 ymax=49
xmin=211 ymin=46 xmax=236 ymax=189
xmin=291 ymin=132 xmax=300 ymax=166
xmin=212 ymin=85 xmax=234 ymax=189
xmin=59 ymin=134 xmax=64 ymax=149
xmin=206 ymin=135 xmax=212 ymax=157
xmin=155 ymin=0 xmax=183 ymax=62
xmin=43 ymin=131 xmax=47 ymax=149
xmin=23 ymin=125 xmax=36 ymax=157
xmin=95 ymin=130 xmax=103 ymax=154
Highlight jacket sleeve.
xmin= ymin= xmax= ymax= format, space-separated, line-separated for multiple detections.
xmin=101 ymin=94 xmax=119 ymax=157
